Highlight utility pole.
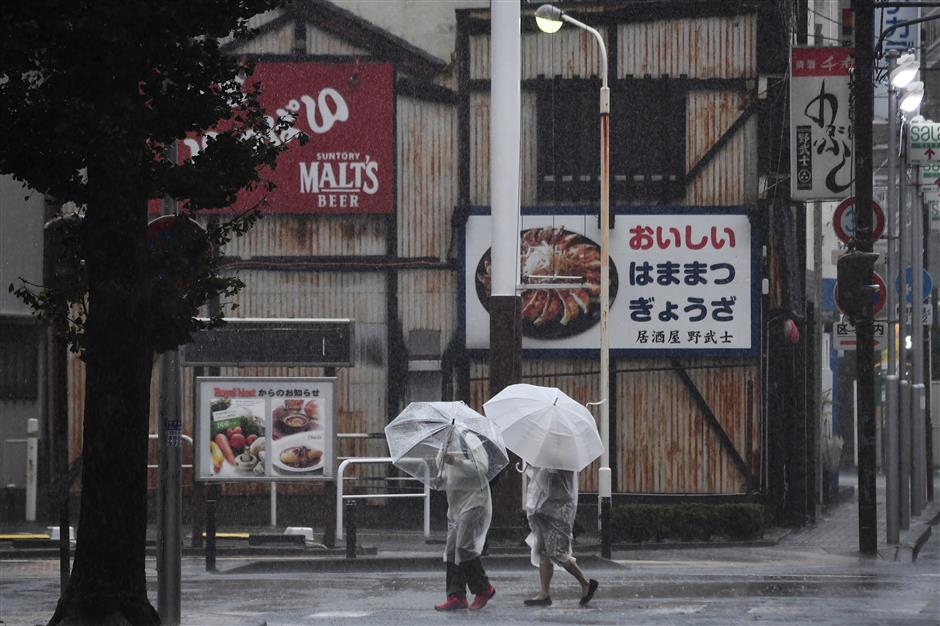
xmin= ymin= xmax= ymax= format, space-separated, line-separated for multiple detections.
xmin=488 ymin=0 xmax=523 ymax=531
xmin=852 ymin=0 xmax=878 ymax=556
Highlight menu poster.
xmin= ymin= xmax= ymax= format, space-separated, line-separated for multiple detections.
xmin=195 ymin=377 xmax=336 ymax=482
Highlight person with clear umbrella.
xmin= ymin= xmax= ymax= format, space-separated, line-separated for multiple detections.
xmin=384 ymin=402 xmax=507 ymax=611
xmin=432 ymin=429 xmax=496 ymax=610
xmin=522 ymin=463 xmax=598 ymax=607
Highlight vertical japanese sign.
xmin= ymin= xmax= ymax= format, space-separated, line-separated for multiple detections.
xmin=195 ymin=377 xmax=336 ymax=482
xmin=874 ymin=2 xmax=920 ymax=121
xmin=462 ymin=208 xmax=758 ymax=356
xmin=790 ymin=48 xmax=854 ymax=200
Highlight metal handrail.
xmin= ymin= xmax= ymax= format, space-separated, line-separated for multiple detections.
xmin=336 ymin=457 xmax=430 ymax=541
xmin=147 ymin=433 xmax=194 ymax=470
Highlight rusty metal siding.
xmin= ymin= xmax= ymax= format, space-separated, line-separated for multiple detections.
xmin=471 ymin=29 xmax=610 ymax=81
xmin=397 ymin=97 xmax=457 ymax=259
xmin=231 ymin=20 xmax=295 ymax=55
xmin=469 ymin=358 xmax=602 ymax=493
xmin=467 ymin=90 xmax=537 ymax=208
xmin=227 ymin=269 xmax=388 ymax=454
xmin=617 ymin=16 xmax=755 ymax=79
xmin=520 ymin=91 xmax=539 ymax=205
xmin=619 ymin=358 xmax=759 ymax=494
xmin=398 ymin=270 xmax=457 ymax=354
xmin=470 ymin=356 xmax=759 ymax=495
xmin=306 ymin=25 xmax=370 ymax=56
xmin=222 ymin=216 xmax=387 ymax=258
xmin=469 ymin=92 xmax=490 ymax=207
xmin=684 ymin=91 xmax=753 ymax=205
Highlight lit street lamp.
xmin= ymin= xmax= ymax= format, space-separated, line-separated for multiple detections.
xmin=535 ymin=3 xmax=612 ymax=558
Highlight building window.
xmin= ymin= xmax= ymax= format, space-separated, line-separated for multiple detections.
xmin=0 ymin=317 xmax=40 ymax=401
xmin=536 ymin=79 xmax=686 ymax=203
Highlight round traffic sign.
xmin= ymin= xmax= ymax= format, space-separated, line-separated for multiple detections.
xmin=894 ymin=267 xmax=934 ymax=303
xmin=833 ymin=197 xmax=885 ymax=243
xmin=834 ymin=271 xmax=887 ymax=316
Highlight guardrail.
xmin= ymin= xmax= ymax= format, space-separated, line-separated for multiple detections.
xmin=336 ymin=457 xmax=430 ymax=541
xmin=147 ymin=433 xmax=194 ymax=470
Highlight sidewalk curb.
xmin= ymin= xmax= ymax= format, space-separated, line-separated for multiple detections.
xmin=218 ymin=554 xmax=622 ymax=575
xmin=886 ymin=505 xmax=940 ymax=562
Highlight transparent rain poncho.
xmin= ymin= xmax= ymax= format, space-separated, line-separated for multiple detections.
xmin=384 ymin=402 xmax=509 ymax=563
xmin=524 ymin=464 xmax=579 ymax=567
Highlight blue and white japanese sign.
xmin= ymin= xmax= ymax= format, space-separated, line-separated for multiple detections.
xmin=874 ymin=2 xmax=920 ymax=121
xmin=462 ymin=208 xmax=759 ymax=356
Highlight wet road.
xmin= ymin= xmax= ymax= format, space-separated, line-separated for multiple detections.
xmin=2 ymin=537 xmax=938 ymax=625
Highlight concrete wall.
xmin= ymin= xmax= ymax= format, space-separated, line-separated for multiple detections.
xmin=334 ymin=0 xmax=488 ymax=63
xmin=0 ymin=175 xmax=45 ymax=493
xmin=0 ymin=176 xmax=44 ymax=315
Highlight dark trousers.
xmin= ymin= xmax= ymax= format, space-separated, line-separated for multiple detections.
xmin=445 ymin=557 xmax=489 ymax=598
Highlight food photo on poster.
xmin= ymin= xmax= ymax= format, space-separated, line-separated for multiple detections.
xmin=474 ymin=226 xmax=619 ymax=339
xmin=196 ymin=377 xmax=336 ymax=482
xmin=208 ymin=397 xmax=267 ymax=477
xmin=271 ymin=397 xmax=325 ymax=476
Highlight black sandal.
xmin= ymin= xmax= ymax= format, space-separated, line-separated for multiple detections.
xmin=579 ymin=579 xmax=599 ymax=606
xmin=523 ymin=597 xmax=552 ymax=607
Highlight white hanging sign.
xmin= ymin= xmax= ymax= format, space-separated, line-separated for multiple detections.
xmin=790 ymin=48 xmax=854 ymax=200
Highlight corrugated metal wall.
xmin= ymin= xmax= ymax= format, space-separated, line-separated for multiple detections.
xmin=469 ymin=359 xmax=603 ymax=492
xmin=464 ymin=12 xmax=761 ymax=495
xmin=397 ymin=97 xmax=457 ymax=260
xmin=306 ymin=25 xmax=369 ymax=56
xmin=685 ymin=91 xmax=754 ymax=206
xmin=616 ymin=17 xmax=755 ymax=78
xmin=225 ymin=216 xmax=387 ymax=257
xmin=232 ymin=20 xmax=295 ymax=55
xmin=618 ymin=359 xmax=758 ymax=494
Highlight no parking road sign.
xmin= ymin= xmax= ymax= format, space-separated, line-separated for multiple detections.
xmin=834 ymin=271 xmax=887 ymax=317
xmin=832 ymin=197 xmax=885 ymax=243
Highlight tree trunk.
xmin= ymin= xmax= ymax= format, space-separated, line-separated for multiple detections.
xmin=49 ymin=181 xmax=160 ymax=625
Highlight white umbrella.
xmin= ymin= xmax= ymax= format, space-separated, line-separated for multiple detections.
xmin=384 ymin=401 xmax=509 ymax=489
xmin=483 ymin=383 xmax=603 ymax=472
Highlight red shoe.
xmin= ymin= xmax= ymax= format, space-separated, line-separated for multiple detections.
xmin=435 ymin=595 xmax=468 ymax=611
xmin=469 ymin=585 xmax=496 ymax=610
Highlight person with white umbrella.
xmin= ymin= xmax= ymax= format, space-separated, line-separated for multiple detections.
xmin=483 ymin=384 xmax=601 ymax=607
xmin=522 ymin=463 xmax=598 ymax=607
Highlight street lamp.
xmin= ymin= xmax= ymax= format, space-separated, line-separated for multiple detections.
xmin=890 ymin=53 xmax=918 ymax=88
xmin=534 ymin=4 xmax=612 ymax=558
xmin=900 ymin=81 xmax=924 ymax=113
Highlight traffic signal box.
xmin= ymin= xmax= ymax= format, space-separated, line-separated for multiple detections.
xmin=836 ymin=251 xmax=880 ymax=324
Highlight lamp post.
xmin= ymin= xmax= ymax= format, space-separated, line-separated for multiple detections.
xmin=535 ymin=4 xmax=612 ymax=558
xmin=884 ymin=50 xmax=921 ymax=544
xmin=885 ymin=49 xmax=901 ymax=545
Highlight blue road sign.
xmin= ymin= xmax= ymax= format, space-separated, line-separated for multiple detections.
xmin=894 ymin=267 xmax=933 ymax=303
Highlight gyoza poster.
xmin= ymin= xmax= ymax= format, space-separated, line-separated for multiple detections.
xmin=463 ymin=207 xmax=759 ymax=356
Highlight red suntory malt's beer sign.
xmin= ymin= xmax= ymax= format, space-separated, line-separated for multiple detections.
xmin=153 ymin=61 xmax=394 ymax=215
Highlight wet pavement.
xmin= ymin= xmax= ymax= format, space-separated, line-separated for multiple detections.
xmin=1 ymin=472 xmax=938 ymax=625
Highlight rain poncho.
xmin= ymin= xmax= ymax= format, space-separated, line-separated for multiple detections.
xmin=524 ymin=465 xmax=578 ymax=567
xmin=435 ymin=432 xmax=492 ymax=564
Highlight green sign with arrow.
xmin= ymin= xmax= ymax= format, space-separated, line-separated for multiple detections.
xmin=908 ymin=122 xmax=940 ymax=164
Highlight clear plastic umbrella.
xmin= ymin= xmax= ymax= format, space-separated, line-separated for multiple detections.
xmin=384 ymin=401 xmax=509 ymax=490
xmin=483 ymin=383 xmax=603 ymax=471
